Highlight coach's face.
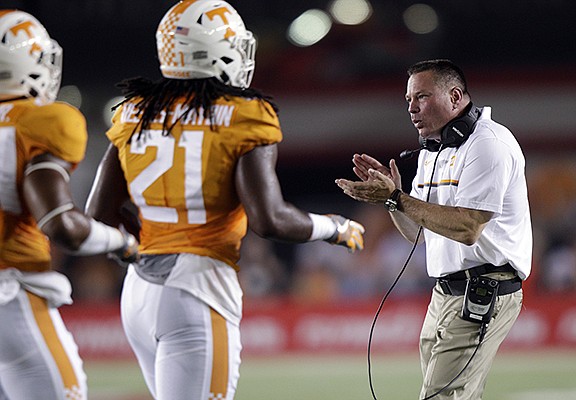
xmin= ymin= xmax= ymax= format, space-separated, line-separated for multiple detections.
xmin=405 ymin=70 xmax=457 ymax=140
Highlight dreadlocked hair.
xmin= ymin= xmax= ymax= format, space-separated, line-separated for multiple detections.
xmin=112 ymin=77 xmax=279 ymax=142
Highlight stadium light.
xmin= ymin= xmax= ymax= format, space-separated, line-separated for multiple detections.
xmin=329 ymin=0 xmax=373 ymax=26
xmin=287 ymin=9 xmax=332 ymax=47
xmin=403 ymin=4 xmax=439 ymax=34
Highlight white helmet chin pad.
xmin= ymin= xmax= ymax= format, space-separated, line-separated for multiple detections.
xmin=0 ymin=10 xmax=62 ymax=104
xmin=156 ymin=0 xmax=256 ymax=88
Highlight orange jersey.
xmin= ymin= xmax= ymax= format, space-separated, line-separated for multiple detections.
xmin=107 ymin=96 xmax=282 ymax=270
xmin=0 ymin=98 xmax=87 ymax=272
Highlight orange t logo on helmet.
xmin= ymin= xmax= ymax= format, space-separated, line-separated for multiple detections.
xmin=10 ymin=21 xmax=42 ymax=55
xmin=156 ymin=0 xmax=256 ymax=88
xmin=205 ymin=7 xmax=236 ymax=39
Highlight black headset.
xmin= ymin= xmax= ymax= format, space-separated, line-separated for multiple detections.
xmin=400 ymin=102 xmax=481 ymax=159
xmin=420 ymin=102 xmax=481 ymax=152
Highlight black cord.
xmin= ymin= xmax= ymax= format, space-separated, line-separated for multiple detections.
xmin=366 ymin=145 xmax=489 ymax=398
xmin=417 ymin=145 xmax=487 ymax=399
xmin=367 ymin=148 xmax=442 ymax=400
xmin=367 ymin=227 xmax=422 ymax=400
xmin=420 ymin=323 xmax=488 ymax=400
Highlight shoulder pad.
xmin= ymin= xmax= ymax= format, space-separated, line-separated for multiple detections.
xmin=19 ymin=102 xmax=88 ymax=164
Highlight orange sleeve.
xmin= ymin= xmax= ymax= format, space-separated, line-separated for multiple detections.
xmin=19 ymin=102 xmax=88 ymax=165
xmin=233 ymin=99 xmax=282 ymax=156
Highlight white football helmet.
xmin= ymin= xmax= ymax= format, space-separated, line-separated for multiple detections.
xmin=0 ymin=10 xmax=62 ymax=104
xmin=156 ymin=0 xmax=256 ymax=88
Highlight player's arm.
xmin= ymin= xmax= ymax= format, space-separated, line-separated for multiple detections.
xmin=235 ymin=144 xmax=365 ymax=252
xmin=235 ymin=144 xmax=311 ymax=241
xmin=23 ymin=153 xmax=90 ymax=248
xmin=23 ymin=152 xmax=137 ymax=260
xmin=85 ymin=143 xmax=140 ymax=239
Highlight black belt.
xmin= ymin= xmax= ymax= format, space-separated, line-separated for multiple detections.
xmin=442 ymin=263 xmax=516 ymax=281
xmin=437 ymin=263 xmax=522 ymax=296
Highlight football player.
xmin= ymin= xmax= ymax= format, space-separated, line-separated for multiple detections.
xmin=0 ymin=9 xmax=137 ymax=400
xmin=85 ymin=1 xmax=365 ymax=399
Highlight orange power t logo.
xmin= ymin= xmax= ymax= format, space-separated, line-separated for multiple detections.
xmin=10 ymin=21 xmax=42 ymax=55
xmin=205 ymin=7 xmax=235 ymax=38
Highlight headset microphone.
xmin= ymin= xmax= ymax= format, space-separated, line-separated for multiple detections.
xmin=399 ymin=147 xmax=422 ymax=160
xmin=399 ymin=137 xmax=437 ymax=160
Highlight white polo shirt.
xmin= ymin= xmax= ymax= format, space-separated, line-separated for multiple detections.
xmin=410 ymin=106 xmax=532 ymax=279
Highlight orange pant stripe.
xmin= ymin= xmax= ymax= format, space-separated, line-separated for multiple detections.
xmin=210 ymin=308 xmax=229 ymax=399
xmin=27 ymin=292 xmax=79 ymax=393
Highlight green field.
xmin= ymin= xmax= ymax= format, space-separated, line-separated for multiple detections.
xmin=86 ymin=351 xmax=576 ymax=400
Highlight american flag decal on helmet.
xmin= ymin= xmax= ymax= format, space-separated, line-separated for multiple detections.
xmin=175 ymin=26 xmax=189 ymax=35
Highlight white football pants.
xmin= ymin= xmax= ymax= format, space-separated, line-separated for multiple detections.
xmin=0 ymin=290 xmax=86 ymax=400
xmin=121 ymin=266 xmax=241 ymax=400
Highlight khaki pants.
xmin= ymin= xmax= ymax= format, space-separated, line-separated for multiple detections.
xmin=419 ymin=283 xmax=523 ymax=399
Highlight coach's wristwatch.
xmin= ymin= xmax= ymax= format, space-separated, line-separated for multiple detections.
xmin=384 ymin=189 xmax=402 ymax=212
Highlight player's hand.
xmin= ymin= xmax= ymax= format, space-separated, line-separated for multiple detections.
xmin=108 ymin=232 xmax=139 ymax=267
xmin=326 ymin=214 xmax=366 ymax=253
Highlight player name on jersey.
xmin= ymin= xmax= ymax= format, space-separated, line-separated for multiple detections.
xmin=121 ymin=102 xmax=235 ymax=128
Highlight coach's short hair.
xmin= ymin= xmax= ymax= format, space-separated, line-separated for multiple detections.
xmin=407 ymin=59 xmax=469 ymax=95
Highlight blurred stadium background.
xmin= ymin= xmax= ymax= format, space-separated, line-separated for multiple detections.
xmin=5 ymin=0 xmax=576 ymax=398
